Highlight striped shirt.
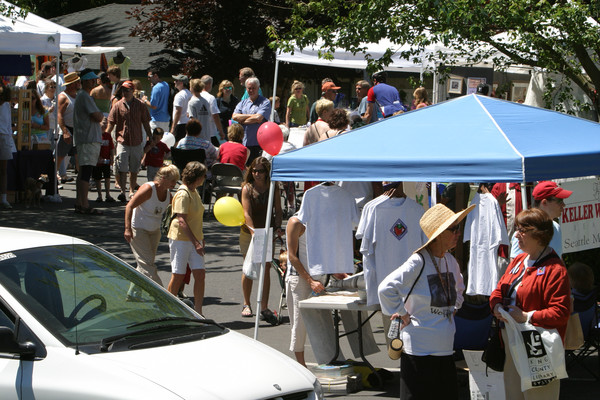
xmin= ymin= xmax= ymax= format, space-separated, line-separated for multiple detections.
xmin=108 ymin=97 xmax=151 ymax=146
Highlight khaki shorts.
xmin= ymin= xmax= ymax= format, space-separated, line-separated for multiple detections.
xmin=115 ymin=141 xmax=144 ymax=174
xmin=77 ymin=142 xmax=101 ymax=167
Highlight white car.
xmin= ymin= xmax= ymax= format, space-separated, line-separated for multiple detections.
xmin=0 ymin=228 xmax=322 ymax=400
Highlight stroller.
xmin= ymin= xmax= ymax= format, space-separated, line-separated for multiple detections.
xmin=271 ymin=237 xmax=288 ymax=325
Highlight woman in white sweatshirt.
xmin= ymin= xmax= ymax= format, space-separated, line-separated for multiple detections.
xmin=378 ymin=203 xmax=473 ymax=400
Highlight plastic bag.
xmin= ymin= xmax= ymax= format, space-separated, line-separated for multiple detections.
xmin=499 ymin=308 xmax=567 ymax=391
xmin=242 ymin=228 xmax=272 ymax=280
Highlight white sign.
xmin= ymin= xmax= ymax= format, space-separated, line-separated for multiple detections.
xmin=559 ymin=177 xmax=600 ymax=254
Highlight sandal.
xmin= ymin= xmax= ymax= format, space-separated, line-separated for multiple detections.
xmin=260 ymin=309 xmax=279 ymax=326
xmin=80 ymin=207 xmax=103 ymax=215
xmin=241 ymin=305 xmax=253 ymax=318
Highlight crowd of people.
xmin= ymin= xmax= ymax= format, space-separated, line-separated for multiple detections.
xmin=1 ymin=60 xmax=588 ymax=400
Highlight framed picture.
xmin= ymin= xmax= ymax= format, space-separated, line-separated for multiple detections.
xmin=466 ymin=77 xmax=486 ymax=95
xmin=511 ymin=82 xmax=528 ymax=103
xmin=448 ymin=78 xmax=463 ymax=94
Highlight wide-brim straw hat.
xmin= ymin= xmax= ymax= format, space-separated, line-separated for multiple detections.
xmin=415 ymin=203 xmax=476 ymax=253
xmin=63 ymin=72 xmax=80 ymax=85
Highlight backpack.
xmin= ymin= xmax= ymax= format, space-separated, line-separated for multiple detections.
xmin=160 ymin=187 xmax=189 ymax=236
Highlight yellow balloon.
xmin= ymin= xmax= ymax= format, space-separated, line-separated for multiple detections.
xmin=214 ymin=196 xmax=245 ymax=227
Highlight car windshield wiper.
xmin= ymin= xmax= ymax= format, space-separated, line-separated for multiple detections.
xmin=100 ymin=318 xmax=222 ymax=352
xmin=127 ymin=316 xmax=221 ymax=329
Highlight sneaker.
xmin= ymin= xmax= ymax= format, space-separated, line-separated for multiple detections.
xmin=1 ymin=201 xmax=12 ymax=209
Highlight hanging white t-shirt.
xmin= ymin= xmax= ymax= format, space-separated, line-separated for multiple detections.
xmin=463 ymin=192 xmax=509 ymax=296
xmin=378 ymin=251 xmax=465 ymax=356
xmin=337 ymin=181 xmax=374 ymax=213
xmin=297 ymin=184 xmax=359 ymax=275
xmin=358 ymin=197 xmax=427 ymax=305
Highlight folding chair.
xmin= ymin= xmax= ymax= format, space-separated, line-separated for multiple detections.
xmin=209 ymin=163 xmax=244 ymax=213
xmin=170 ymin=147 xmax=206 ymax=175
xmin=566 ymin=287 xmax=600 ymax=380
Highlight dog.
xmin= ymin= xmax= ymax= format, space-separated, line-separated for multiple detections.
xmin=25 ymin=174 xmax=48 ymax=208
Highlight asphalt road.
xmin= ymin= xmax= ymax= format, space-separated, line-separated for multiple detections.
xmin=1 ymin=169 xmax=598 ymax=399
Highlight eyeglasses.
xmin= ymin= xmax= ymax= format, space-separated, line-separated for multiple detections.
xmin=515 ymin=226 xmax=532 ymax=234
xmin=252 ymin=169 xmax=266 ymax=174
xmin=445 ymin=225 xmax=460 ymax=234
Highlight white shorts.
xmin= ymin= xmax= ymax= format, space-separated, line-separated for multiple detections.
xmin=150 ymin=120 xmax=170 ymax=133
xmin=169 ymin=239 xmax=205 ymax=274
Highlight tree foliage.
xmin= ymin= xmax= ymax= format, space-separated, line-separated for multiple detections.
xmin=270 ymin=0 xmax=600 ymax=116
xmin=12 ymin=0 xmax=112 ymax=18
xmin=128 ymin=0 xmax=291 ymax=78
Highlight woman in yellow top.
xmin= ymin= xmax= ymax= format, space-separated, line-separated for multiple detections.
xmin=167 ymin=161 xmax=208 ymax=316
xmin=286 ymin=81 xmax=309 ymax=128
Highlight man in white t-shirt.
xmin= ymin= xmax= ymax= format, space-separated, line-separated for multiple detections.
xmin=171 ymin=74 xmax=192 ymax=142
xmin=200 ymin=75 xmax=225 ymax=146
xmin=186 ymin=79 xmax=213 ymax=143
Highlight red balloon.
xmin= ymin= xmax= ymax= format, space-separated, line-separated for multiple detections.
xmin=257 ymin=122 xmax=283 ymax=156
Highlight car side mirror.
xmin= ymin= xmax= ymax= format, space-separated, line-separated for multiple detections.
xmin=0 ymin=326 xmax=36 ymax=360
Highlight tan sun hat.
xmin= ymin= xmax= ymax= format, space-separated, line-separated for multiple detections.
xmin=63 ymin=72 xmax=80 ymax=86
xmin=415 ymin=203 xmax=476 ymax=253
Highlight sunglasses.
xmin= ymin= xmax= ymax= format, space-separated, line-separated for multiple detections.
xmin=252 ymin=169 xmax=266 ymax=174
xmin=224 ymin=86 xmax=233 ymax=90
xmin=446 ymin=224 xmax=460 ymax=234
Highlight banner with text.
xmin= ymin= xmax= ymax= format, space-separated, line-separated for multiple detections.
xmin=560 ymin=177 xmax=600 ymax=254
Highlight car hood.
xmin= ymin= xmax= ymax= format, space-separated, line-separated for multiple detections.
xmin=92 ymin=330 xmax=316 ymax=399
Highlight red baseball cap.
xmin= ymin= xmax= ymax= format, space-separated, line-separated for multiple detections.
xmin=532 ymin=181 xmax=572 ymax=201
xmin=122 ymin=80 xmax=135 ymax=90
xmin=322 ymin=82 xmax=341 ymax=91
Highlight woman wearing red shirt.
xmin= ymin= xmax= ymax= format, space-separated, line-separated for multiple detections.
xmin=490 ymin=208 xmax=570 ymax=400
xmin=218 ymin=124 xmax=249 ymax=172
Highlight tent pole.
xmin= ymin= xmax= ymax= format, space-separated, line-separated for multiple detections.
xmin=432 ymin=69 xmax=438 ymax=104
xmin=52 ymin=53 xmax=60 ymax=200
xmin=270 ymin=59 xmax=280 ymax=122
xmin=521 ymin=180 xmax=528 ymax=211
xmin=253 ymin=181 xmax=276 ymax=340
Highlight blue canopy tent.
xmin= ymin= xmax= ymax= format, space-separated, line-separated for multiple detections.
xmin=252 ymin=94 xmax=600 ymax=339
xmin=271 ymin=94 xmax=600 ymax=183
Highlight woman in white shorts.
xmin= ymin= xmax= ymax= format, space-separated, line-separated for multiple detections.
xmin=166 ymin=161 xmax=207 ymax=316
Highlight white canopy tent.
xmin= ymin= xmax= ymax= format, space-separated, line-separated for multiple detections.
xmin=1 ymin=1 xmax=81 ymax=51
xmin=0 ymin=1 xmax=83 ymax=200
xmin=0 ymin=15 xmax=61 ymax=55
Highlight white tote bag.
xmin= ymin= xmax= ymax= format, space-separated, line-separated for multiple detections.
xmin=499 ymin=308 xmax=568 ymax=392
xmin=242 ymin=228 xmax=273 ymax=280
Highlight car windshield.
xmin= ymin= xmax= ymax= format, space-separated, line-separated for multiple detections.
xmin=0 ymin=244 xmax=221 ymax=351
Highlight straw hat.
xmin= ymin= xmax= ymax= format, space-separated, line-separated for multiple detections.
xmin=415 ymin=203 xmax=475 ymax=253
xmin=63 ymin=72 xmax=80 ymax=86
